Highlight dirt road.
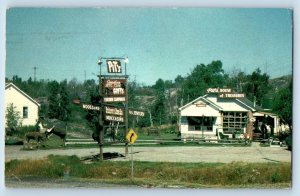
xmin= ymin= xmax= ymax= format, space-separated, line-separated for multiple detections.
xmin=5 ymin=142 xmax=291 ymax=163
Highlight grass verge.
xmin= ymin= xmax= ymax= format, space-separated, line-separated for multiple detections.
xmin=5 ymin=155 xmax=291 ymax=188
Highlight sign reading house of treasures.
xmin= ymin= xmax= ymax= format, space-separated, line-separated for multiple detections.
xmin=206 ymin=88 xmax=245 ymax=99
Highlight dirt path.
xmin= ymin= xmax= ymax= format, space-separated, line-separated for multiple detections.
xmin=5 ymin=142 xmax=291 ymax=163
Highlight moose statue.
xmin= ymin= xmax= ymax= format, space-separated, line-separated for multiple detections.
xmin=38 ymin=117 xmax=67 ymax=146
xmin=25 ymin=132 xmax=45 ymax=143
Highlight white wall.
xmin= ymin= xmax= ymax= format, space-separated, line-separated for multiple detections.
xmin=5 ymin=85 xmax=39 ymax=126
xmin=181 ymin=103 xmax=219 ymax=117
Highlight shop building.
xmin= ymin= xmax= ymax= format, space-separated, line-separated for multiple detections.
xmin=179 ymin=89 xmax=282 ymax=140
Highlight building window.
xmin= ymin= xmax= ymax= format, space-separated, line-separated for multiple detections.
xmin=187 ymin=116 xmax=215 ymax=131
xmin=23 ymin=107 xmax=28 ymax=119
xmin=223 ymin=112 xmax=247 ymax=133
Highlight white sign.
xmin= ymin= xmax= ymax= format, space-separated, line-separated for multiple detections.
xmin=104 ymin=97 xmax=126 ymax=102
xmin=107 ymin=60 xmax=122 ymax=73
xmin=105 ymin=115 xmax=124 ymax=122
xmin=105 ymin=106 xmax=124 ymax=116
xmin=219 ymin=93 xmax=245 ymax=98
xmin=129 ymin=110 xmax=145 ymax=117
xmin=82 ymin=104 xmax=100 ymax=111
xmin=206 ymin=88 xmax=232 ymax=93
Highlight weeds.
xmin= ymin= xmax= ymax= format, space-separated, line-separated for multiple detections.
xmin=5 ymin=155 xmax=291 ymax=188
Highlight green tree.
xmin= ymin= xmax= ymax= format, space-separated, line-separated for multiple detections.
xmin=182 ymin=60 xmax=225 ymax=103
xmin=5 ymin=103 xmax=22 ymax=135
xmin=244 ymin=68 xmax=269 ymax=106
xmin=47 ymin=80 xmax=71 ymax=121
xmin=151 ymin=78 xmax=167 ymax=125
xmin=272 ymin=80 xmax=292 ymax=129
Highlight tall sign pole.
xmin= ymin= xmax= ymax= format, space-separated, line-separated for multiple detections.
xmin=125 ymin=59 xmax=129 ymax=157
xmin=98 ymin=56 xmax=129 ymax=158
xmin=98 ymin=59 xmax=104 ymax=160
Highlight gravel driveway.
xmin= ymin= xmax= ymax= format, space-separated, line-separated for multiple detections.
xmin=5 ymin=142 xmax=291 ymax=163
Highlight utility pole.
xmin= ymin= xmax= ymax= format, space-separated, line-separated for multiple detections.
xmin=33 ymin=66 xmax=37 ymax=81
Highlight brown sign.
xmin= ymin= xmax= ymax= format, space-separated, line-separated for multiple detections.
xmin=82 ymin=104 xmax=100 ymax=111
xmin=102 ymin=79 xmax=126 ymax=97
xmin=106 ymin=59 xmax=122 ymax=73
xmin=103 ymin=97 xmax=126 ymax=102
xmin=129 ymin=110 xmax=145 ymax=117
xmin=105 ymin=115 xmax=124 ymax=122
xmin=104 ymin=106 xmax=124 ymax=116
xmin=219 ymin=93 xmax=245 ymax=98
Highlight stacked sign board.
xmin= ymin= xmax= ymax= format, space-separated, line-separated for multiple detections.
xmin=81 ymin=58 xmax=145 ymax=124
xmin=102 ymin=59 xmax=127 ymax=123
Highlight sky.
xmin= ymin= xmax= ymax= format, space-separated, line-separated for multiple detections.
xmin=6 ymin=8 xmax=293 ymax=85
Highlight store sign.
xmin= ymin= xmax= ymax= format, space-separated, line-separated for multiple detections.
xmin=103 ymin=79 xmax=126 ymax=97
xmin=206 ymin=88 xmax=232 ymax=93
xmin=106 ymin=59 xmax=122 ymax=73
xmin=105 ymin=106 xmax=124 ymax=116
xmin=129 ymin=110 xmax=145 ymax=117
xmin=194 ymin=101 xmax=207 ymax=107
xmin=218 ymin=93 xmax=245 ymax=98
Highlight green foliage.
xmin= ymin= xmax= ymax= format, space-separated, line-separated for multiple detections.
xmin=151 ymin=78 xmax=167 ymax=125
xmin=47 ymin=80 xmax=71 ymax=121
xmin=182 ymin=60 xmax=225 ymax=103
xmin=15 ymin=125 xmax=37 ymax=138
xmin=272 ymin=79 xmax=292 ymax=127
xmin=243 ymin=68 xmax=270 ymax=106
xmin=5 ymin=103 xmax=22 ymax=135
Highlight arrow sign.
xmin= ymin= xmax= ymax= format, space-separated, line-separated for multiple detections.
xmin=126 ymin=128 xmax=138 ymax=144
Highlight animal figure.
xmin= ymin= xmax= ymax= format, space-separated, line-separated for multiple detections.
xmin=38 ymin=118 xmax=67 ymax=146
xmin=45 ymin=126 xmax=67 ymax=145
xmin=25 ymin=132 xmax=45 ymax=143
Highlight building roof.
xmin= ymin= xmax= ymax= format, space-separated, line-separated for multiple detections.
xmin=179 ymin=96 xmax=223 ymax=111
xmin=5 ymin=83 xmax=40 ymax=107
xmin=179 ymin=93 xmax=262 ymax=112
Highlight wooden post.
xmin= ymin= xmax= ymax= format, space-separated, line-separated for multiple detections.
xmin=98 ymin=75 xmax=104 ymax=160
xmin=125 ymin=66 xmax=129 ymax=157
xmin=247 ymin=111 xmax=254 ymax=140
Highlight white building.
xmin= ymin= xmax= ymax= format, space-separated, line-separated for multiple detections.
xmin=179 ymin=93 xmax=281 ymax=140
xmin=5 ymin=83 xmax=40 ymax=127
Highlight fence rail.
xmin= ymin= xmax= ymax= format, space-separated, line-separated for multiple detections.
xmin=65 ymin=137 xmax=250 ymax=146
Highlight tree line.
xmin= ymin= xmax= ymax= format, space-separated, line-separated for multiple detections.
xmin=5 ymin=60 xmax=292 ymax=131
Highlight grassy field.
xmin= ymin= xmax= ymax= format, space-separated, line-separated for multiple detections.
xmin=5 ymin=155 xmax=291 ymax=188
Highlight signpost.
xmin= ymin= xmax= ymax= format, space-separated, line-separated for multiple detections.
xmin=99 ymin=56 xmax=129 ymax=158
xmin=126 ymin=128 xmax=138 ymax=179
